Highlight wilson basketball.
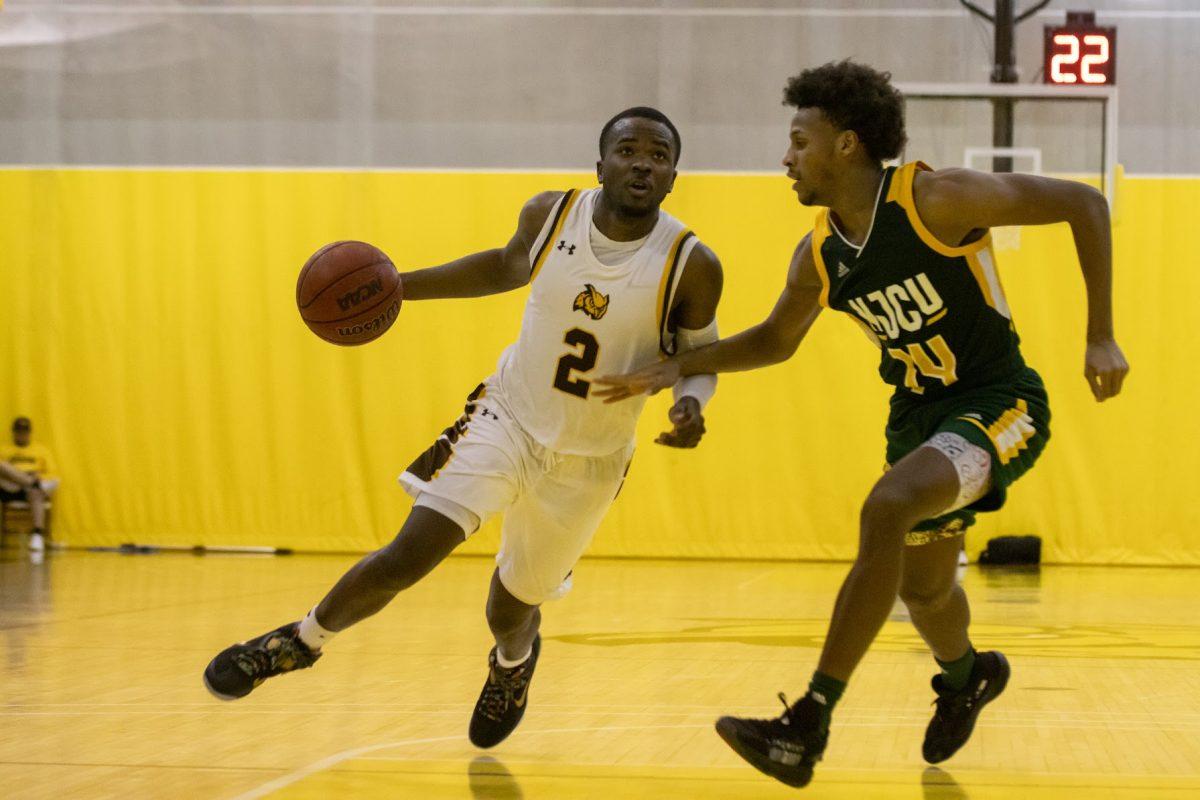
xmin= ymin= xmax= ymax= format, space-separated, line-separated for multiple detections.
xmin=296 ymin=241 xmax=402 ymax=346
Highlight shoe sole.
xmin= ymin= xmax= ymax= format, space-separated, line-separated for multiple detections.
xmin=202 ymin=671 xmax=242 ymax=702
xmin=714 ymin=717 xmax=814 ymax=789
xmin=924 ymin=651 xmax=1011 ymax=764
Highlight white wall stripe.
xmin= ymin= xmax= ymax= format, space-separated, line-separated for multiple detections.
xmin=0 ymin=5 xmax=963 ymax=18
xmin=0 ymin=164 xmax=1198 ymax=180
xmin=6 ymin=4 xmax=1198 ymax=20
xmin=9 ymin=4 xmax=1200 ymax=19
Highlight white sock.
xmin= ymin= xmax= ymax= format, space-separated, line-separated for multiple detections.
xmin=297 ymin=607 xmax=336 ymax=651
xmin=495 ymin=646 xmax=532 ymax=669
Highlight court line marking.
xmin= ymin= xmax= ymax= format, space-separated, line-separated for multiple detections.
xmin=230 ymin=723 xmax=1200 ymax=800
xmin=736 ymin=568 xmax=779 ymax=590
xmin=227 ymin=723 xmax=706 ymax=800
xmin=350 ymin=755 xmax=1200 ymax=784
xmin=6 ymin=708 xmax=1197 ymax=731
xmin=6 ymin=702 xmax=1199 ymax=720
xmin=4 ymin=705 xmax=1195 ymax=724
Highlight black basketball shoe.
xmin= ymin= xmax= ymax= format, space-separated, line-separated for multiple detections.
xmin=203 ymin=622 xmax=322 ymax=701
xmin=923 ymin=650 xmax=1010 ymax=764
xmin=715 ymin=693 xmax=829 ymax=788
xmin=468 ymin=634 xmax=541 ymax=748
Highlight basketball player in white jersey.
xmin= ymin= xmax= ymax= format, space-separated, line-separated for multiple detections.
xmin=203 ymin=107 xmax=724 ymax=748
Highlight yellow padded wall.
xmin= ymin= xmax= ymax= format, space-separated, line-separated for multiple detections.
xmin=0 ymin=169 xmax=1194 ymax=564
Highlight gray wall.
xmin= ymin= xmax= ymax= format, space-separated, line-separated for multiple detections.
xmin=0 ymin=1 xmax=1196 ymax=174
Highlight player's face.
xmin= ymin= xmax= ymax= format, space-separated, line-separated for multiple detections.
xmin=13 ymin=429 xmax=29 ymax=447
xmin=782 ymin=108 xmax=840 ymax=206
xmin=597 ymin=118 xmax=678 ymax=216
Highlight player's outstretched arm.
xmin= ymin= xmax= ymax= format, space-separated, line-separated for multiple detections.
xmin=914 ymin=168 xmax=1130 ymax=401
xmin=396 ymin=192 xmax=561 ymax=300
xmin=594 ymin=234 xmax=823 ymax=402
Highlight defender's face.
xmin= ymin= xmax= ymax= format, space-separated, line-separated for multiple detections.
xmin=782 ymin=108 xmax=839 ymax=206
xmin=596 ymin=118 xmax=678 ymax=216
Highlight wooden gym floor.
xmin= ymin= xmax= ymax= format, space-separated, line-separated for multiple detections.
xmin=1 ymin=548 xmax=1197 ymax=799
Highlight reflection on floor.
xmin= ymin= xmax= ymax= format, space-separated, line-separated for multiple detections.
xmin=1 ymin=549 xmax=1198 ymax=799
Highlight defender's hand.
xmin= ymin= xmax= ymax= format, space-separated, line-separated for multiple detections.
xmin=594 ymin=360 xmax=682 ymax=404
xmin=1084 ymin=338 xmax=1129 ymax=402
xmin=656 ymin=396 xmax=705 ymax=449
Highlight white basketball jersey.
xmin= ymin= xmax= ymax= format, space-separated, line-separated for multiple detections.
xmin=495 ymin=188 xmax=699 ymax=457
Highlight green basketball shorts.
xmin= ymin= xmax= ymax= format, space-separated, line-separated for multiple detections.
xmin=884 ymin=366 xmax=1051 ymax=545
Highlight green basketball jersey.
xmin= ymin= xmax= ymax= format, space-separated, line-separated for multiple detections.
xmin=811 ymin=161 xmax=1026 ymax=401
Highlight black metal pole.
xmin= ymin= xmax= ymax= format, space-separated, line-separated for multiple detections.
xmin=991 ymin=0 xmax=1017 ymax=173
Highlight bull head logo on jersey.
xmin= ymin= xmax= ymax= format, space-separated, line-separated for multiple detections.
xmin=573 ymin=284 xmax=610 ymax=321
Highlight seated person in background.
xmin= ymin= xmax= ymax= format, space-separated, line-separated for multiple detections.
xmin=0 ymin=417 xmax=59 ymax=552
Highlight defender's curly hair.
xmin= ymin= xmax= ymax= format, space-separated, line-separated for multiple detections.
xmin=783 ymin=60 xmax=906 ymax=162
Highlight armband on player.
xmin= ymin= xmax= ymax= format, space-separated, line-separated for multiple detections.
xmin=671 ymin=319 xmax=719 ymax=410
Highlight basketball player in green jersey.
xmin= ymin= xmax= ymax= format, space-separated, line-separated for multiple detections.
xmin=596 ymin=61 xmax=1129 ymax=788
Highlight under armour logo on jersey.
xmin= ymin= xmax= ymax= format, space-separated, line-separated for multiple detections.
xmin=837 ymin=261 xmax=851 ymax=278
xmin=557 ymin=240 xmax=576 ymax=255
xmin=572 ymin=283 xmax=610 ymax=321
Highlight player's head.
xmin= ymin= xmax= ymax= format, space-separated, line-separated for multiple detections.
xmin=780 ymin=60 xmax=906 ymax=206
xmin=596 ymin=107 xmax=680 ymax=216
xmin=12 ymin=417 xmax=31 ymax=447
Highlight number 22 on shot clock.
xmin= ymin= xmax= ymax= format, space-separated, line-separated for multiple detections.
xmin=1044 ymin=11 xmax=1116 ymax=86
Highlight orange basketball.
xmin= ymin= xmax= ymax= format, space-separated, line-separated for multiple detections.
xmin=296 ymin=241 xmax=402 ymax=346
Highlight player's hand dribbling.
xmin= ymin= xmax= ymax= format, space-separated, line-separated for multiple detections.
xmin=594 ymin=359 xmax=682 ymax=403
xmin=656 ymin=396 xmax=705 ymax=449
xmin=1084 ymin=337 xmax=1129 ymax=402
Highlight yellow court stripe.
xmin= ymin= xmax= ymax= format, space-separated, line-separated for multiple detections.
xmin=529 ymin=189 xmax=580 ymax=282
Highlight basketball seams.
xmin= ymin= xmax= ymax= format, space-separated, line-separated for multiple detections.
xmin=302 ymin=278 xmax=401 ymax=324
xmin=295 ymin=239 xmax=349 ymax=304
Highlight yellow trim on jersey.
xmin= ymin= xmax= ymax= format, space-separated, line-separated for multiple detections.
xmin=965 ymin=250 xmax=999 ymax=310
xmin=809 ymin=212 xmax=832 ymax=308
xmin=529 ymin=189 xmax=581 ymax=282
xmin=964 ymin=243 xmax=1013 ymax=319
xmin=885 ymin=164 xmax=906 ymax=204
xmin=892 ymin=162 xmax=992 ymax=259
xmin=655 ymin=228 xmax=694 ymax=338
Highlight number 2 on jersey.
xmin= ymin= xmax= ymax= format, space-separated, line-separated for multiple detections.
xmin=553 ymin=328 xmax=600 ymax=398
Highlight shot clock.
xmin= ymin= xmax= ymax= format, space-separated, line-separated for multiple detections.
xmin=1044 ymin=11 xmax=1116 ymax=86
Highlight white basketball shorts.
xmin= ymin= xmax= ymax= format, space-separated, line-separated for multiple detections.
xmin=399 ymin=379 xmax=634 ymax=606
